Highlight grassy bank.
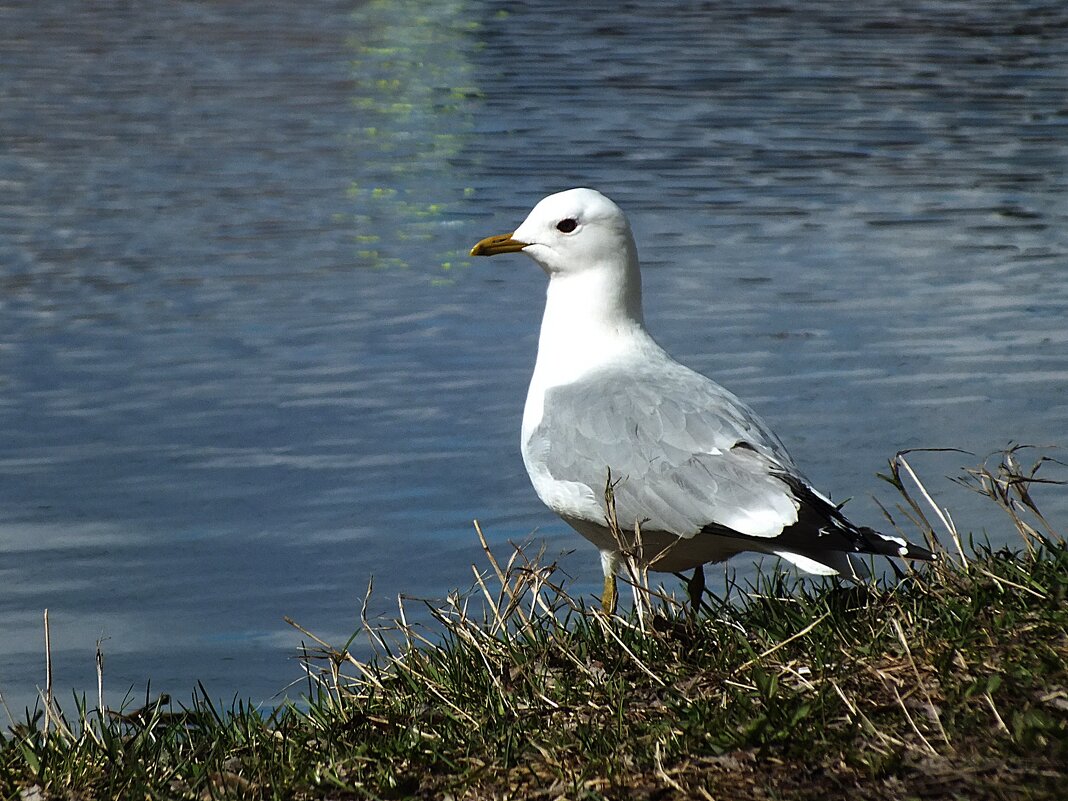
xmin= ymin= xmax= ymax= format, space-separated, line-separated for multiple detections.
xmin=2 ymin=449 xmax=1066 ymax=800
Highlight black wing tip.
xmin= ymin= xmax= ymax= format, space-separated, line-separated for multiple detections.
xmin=857 ymin=525 xmax=935 ymax=562
xmin=695 ymin=472 xmax=936 ymax=565
xmin=776 ymin=472 xmax=934 ymax=562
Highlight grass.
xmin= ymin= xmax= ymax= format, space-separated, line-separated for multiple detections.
xmin=2 ymin=447 xmax=1066 ymax=800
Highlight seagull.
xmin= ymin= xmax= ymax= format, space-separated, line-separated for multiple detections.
xmin=470 ymin=188 xmax=933 ymax=613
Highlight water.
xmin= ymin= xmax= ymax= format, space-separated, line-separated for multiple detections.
xmin=1 ymin=0 xmax=1065 ymax=714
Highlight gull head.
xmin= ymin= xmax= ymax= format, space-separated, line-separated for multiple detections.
xmin=470 ymin=188 xmax=638 ymax=279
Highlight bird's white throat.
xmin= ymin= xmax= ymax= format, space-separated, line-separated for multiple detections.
xmin=522 ymin=265 xmax=657 ymax=443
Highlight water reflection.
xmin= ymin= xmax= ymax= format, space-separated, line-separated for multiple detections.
xmin=343 ymin=0 xmax=480 ymax=272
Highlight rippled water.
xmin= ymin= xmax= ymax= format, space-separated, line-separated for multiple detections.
xmin=1 ymin=0 xmax=1066 ymax=713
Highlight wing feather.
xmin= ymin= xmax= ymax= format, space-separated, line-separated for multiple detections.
xmin=524 ymin=363 xmax=804 ymax=539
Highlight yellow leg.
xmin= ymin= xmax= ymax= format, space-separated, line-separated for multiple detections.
xmin=602 ymin=572 xmax=618 ymax=615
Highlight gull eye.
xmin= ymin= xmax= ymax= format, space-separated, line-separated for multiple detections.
xmin=555 ymin=218 xmax=578 ymax=233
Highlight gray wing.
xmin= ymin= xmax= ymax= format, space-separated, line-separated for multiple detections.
xmin=525 ymin=363 xmax=805 ymax=539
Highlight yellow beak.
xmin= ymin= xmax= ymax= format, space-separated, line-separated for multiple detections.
xmin=469 ymin=232 xmax=529 ymax=257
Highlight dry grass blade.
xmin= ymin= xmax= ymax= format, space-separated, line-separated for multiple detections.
xmin=590 ymin=609 xmax=667 ymax=687
xmin=895 ymin=451 xmax=968 ymax=569
xmin=954 ymin=446 xmax=1066 ymax=552
xmin=43 ymin=609 xmax=52 ymax=738
xmin=891 ymin=617 xmax=950 ymax=749
xmin=734 ymin=610 xmax=830 ymax=674
xmin=603 ymin=469 xmax=685 ymax=627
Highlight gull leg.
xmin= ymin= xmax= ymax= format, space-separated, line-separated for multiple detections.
xmin=602 ymin=573 xmax=618 ymax=615
xmin=687 ymin=564 xmax=706 ymax=613
xmin=599 ymin=549 xmax=621 ymax=615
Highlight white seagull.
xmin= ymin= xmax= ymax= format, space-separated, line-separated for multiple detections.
xmin=471 ymin=188 xmax=933 ymax=613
